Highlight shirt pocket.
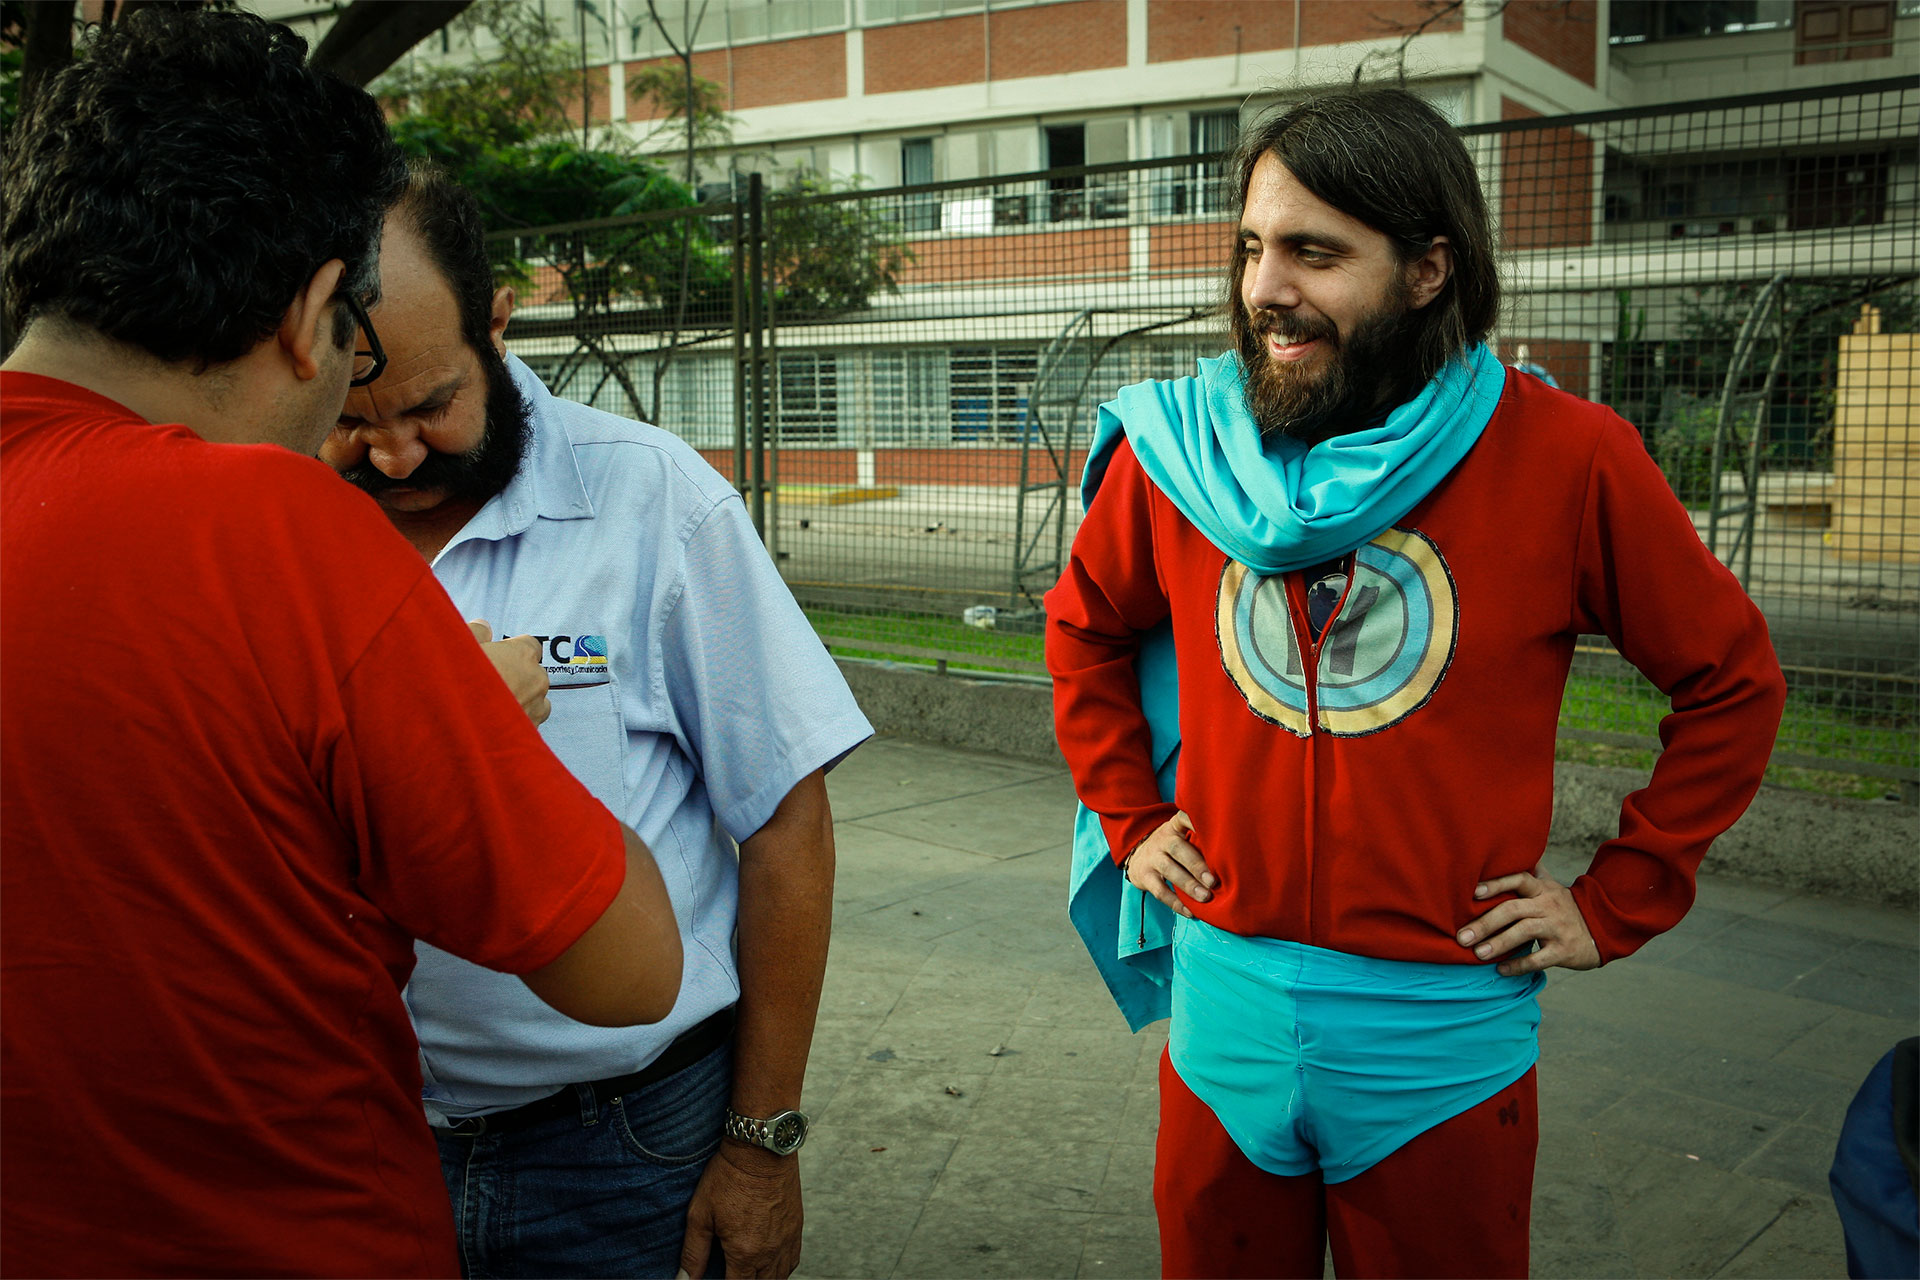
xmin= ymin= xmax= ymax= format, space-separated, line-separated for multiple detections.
xmin=538 ymin=679 xmax=628 ymax=811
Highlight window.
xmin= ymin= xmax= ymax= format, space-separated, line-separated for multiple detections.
xmin=1796 ymin=0 xmax=1895 ymax=62
xmin=949 ymin=347 xmax=1037 ymax=442
xmin=1609 ymin=0 xmax=1795 ymax=42
xmin=1788 ymin=151 xmax=1891 ymax=229
xmin=1600 ymin=145 xmax=1899 ymax=240
xmin=901 ymin=138 xmax=939 ymax=232
xmin=1186 ymin=110 xmax=1238 ymax=216
xmin=1044 ymin=121 xmax=1128 ymax=222
xmin=656 ymin=356 xmax=734 ymax=449
xmin=870 ymin=350 xmax=950 ymax=444
xmin=630 ymin=0 xmax=848 ymax=57
xmin=776 ymin=352 xmax=838 ymax=441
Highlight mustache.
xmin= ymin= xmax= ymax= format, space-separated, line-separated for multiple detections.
xmin=338 ymin=448 xmax=484 ymax=494
xmin=1248 ymin=307 xmax=1338 ymax=347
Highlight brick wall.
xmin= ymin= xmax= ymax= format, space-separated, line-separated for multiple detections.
xmin=728 ymin=33 xmax=847 ymax=109
xmin=1150 ymin=221 xmax=1235 ymax=277
xmin=899 ymin=227 xmax=1131 ymax=285
xmin=1147 ymin=0 xmax=1462 ymax=61
xmin=1498 ymin=98 xmax=1593 ymax=250
xmin=991 ymin=0 xmax=1126 ymax=77
xmin=627 ymin=50 xmax=730 ymax=120
xmin=1500 ymin=0 xmax=1597 ymax=87
xmin=866 ymin=13 xmax=986 ymax=93
xmin=1148 ymin=0 xmax=1292 ymax=61
xmin=628 ymin=34 xmax=845 ymax=114
xmin=1299 ymin=0 xmax=1463 ymax=45
xmin=557 ymin=65 xmax=612 ymax=125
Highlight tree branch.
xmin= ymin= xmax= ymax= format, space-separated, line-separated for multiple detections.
xmin=311 ymin=0 xmax=473 ymax=88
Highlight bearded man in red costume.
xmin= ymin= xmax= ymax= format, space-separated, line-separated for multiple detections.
xmin=1049 ymin=88 xmax=1787 ymax=1279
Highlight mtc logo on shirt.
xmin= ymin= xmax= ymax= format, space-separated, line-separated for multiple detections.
xmin=494 ymin=631 xmax=610 ymax=683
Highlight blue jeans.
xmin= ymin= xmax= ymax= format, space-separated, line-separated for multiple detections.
xmin=434 ymin=1041 xmax=731 ymax=1279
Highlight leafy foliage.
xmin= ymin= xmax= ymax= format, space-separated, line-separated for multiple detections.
xmin=379 ymin=1 xmax=728 ymax=320
xmin=766 ymin=172 xmax=913 ymax=318
xmin=1674 ymin=276 xmax=1919 ymax=464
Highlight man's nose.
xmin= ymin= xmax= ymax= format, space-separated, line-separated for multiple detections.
xmin=366 ymin=430 xmax=429 ymax=479
xmin=1245 ymin=254 xmax=1302 ymax=311
xmin=337 ymin=421 xmax=429 ymax=479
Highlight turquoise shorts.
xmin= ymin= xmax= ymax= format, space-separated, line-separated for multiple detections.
xmin=1168 ymin=915 xmax=1543 ymax=1183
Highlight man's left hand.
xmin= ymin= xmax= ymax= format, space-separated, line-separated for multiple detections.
xmin=678 ymin=1141 xmax=802 ymax=1279
xmin=1456 ymin=865 xmax=1601 ymax=976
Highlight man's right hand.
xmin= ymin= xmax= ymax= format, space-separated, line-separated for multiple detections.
xmin=468 ymin=620 xmax=551 ymax=725
xmin=1124 ymin=810 xmax=1216 ymax=918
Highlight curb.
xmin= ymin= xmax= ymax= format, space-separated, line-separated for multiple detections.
xmin=835 ymin=659 xmax=1920 ymax=908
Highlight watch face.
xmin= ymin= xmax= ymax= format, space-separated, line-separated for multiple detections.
xmin=769 ymin=1112 xmax=808 ymax=1154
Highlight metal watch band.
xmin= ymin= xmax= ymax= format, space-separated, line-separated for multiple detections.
xmin=724 ymin=1107 xmax=808 ymax=1154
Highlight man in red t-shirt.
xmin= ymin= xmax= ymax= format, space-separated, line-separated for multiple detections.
xmin=1047 ymin=90 xmax=1786 ymax=1278
xmin=0 ymin=12 xmax=682 ymax=1277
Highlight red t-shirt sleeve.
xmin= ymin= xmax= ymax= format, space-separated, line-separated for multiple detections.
xmin=1045 ymin=440 xmax=1179 ymax=862
xmin=328 ymin=571 xmax=626 ymax=974
xmin=1567 ymin=417 xmax=1788 ymax=962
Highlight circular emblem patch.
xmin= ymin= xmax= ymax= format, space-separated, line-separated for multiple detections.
xmin=1215 ymin=528 xmax=1457 ymax=738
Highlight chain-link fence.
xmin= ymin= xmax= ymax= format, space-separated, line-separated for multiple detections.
xmin=496 ymin=77 xmax=1919 ymax=798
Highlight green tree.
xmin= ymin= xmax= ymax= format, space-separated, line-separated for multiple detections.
xmin=1675 ymin=276 xmax=1919 ymax=467
xmin=766 ymin=171 xmax=913 ymax=318
xmin=381 ymin=1 xmax=730 ymax=420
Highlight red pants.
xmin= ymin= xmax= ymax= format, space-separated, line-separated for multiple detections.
xmin=1154 ymin=1049 xmax=1537 ymax=1279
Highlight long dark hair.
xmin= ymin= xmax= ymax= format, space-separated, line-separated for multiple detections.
xmin=1227 ymin=88 xmax=1500 ymax=390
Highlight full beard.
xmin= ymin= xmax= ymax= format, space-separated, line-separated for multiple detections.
xmin=1237 ymin=284 xmax=1420 ymax=445
xmin=341 ymin=347 xmax=534 ymax=505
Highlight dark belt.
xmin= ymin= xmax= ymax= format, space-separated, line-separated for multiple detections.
xmin=438 ymin=1006 xmax=735 ymax=1138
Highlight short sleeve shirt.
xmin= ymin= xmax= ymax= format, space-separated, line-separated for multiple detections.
xmin=407 ymin=357 xmax=873 ymax=1117
xmin=0 ymin=373 xmax=627 ymax=1276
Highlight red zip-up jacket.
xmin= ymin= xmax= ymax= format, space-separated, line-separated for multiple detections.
xmin=1046 ymin=373 xmax=1786 ymax=965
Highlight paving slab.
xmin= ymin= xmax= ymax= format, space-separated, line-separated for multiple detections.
xmin=794 ymin=737 xmax=1920 ymax=1279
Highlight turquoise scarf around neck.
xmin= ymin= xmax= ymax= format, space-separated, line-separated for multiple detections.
xmin=1066 ymin=343 xmax=1509 ymax=1031
xmin=1083 ymin=341 xmax=1506 ymax=573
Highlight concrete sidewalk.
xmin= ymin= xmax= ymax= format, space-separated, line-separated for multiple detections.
xmin=794 ymin=737 xmax=1920 ymax=1279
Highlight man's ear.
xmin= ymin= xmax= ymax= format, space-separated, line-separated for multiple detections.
xmin=488 ymin=286 xmax=516 ymax=360
xmin=279 ymin=259 xmax=348 ymax=381
xmin=1406 ymin=236 xmax=1453 ymax=311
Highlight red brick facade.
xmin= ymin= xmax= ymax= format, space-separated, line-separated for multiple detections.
xmin=1147 ymin=0 xmax=1463 ymax=61
xmin=727 ymin=33 xmax=847 ymax=109
xmin=1500 ymin=0 xmax=1598 ymax=87
xmin=1150 ymin=221 xmax=1235 ymax=277
xmin=1148 ymin=0 xmax=1291 ymax=61
xmin=990 ymin=0 xmax=1127 ymax=78
xmin=626 ymin=51 xmax=730 ymax=120
xmin=1299 ymin=0 xmax=1463 ymax=46
xmin=559 ymin=65 xmax=612 ymax=125
xmin=628 ymin=34 xmax=845 ymax=115
xmin=899 ymin=227 xmax=1131 ymax=285
xmin=865 ymin=13 xmax=986 ymax=93
xmin=1498 ymin=98 xmax=1594 ymax=250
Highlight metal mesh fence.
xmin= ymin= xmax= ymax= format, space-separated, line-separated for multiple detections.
xmin=495 ymin=77 xmax=1919 ymax=797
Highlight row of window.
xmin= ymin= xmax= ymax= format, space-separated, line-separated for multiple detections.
xmin=1600 ymin=144 xmax=1912 ymax=239
xmin=1609 ymin=0 xmax=1916 ymax=45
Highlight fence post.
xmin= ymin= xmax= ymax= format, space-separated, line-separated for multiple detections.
xmin=747 ymin=172 xmax=767 ymax=540
xmin=731 ymin=195 xmax=748 ymax=509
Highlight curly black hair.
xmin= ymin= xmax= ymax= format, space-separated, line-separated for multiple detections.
xmin=2 ymin=8 xmax=407 ymax=366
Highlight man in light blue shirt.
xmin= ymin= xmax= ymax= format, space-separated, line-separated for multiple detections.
xmin=322 ymin=166 xmax=871 ymax=1279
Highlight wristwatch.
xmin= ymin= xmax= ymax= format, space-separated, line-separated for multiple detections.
xmin=724 ymin=1107 xmax=809 ymax=1155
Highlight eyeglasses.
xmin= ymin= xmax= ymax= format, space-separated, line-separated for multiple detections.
xmin=343 ymin=293 xmax=387 ymax=387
